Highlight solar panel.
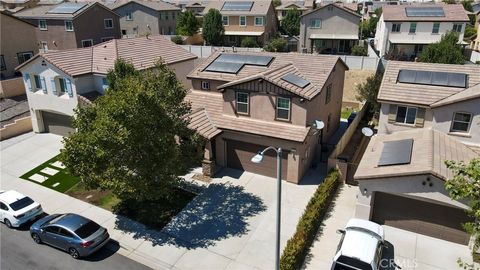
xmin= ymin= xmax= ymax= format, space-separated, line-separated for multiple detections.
xmin=221 ymin=1 xmax=253 ymax=11
xmin=281 ymin=73 xmax=310 ymax=88
xmin=204 ymin=54 xmax=274 ymax=74
xmin=48 ymin=3 xmax=87 ymax=14
xmin=378 ymin=139 xmax=413 ymax=166
xmin=405 ymin=7 xmax=445 ymax=17
xmin=397 ymin=69 xmax=467 ymax=88
xmin=204 ymin=61 xmax=243 ymax=74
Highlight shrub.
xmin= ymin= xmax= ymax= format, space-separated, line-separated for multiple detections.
xmin=280 ymin=170 xmax=340 ymax=270
xmin=264 ymin=38 xmax=287 ymax=52
xmin=171 ymin=35 xmax=184 ymax=45
xmin=241 ymin=37 xmax=258 ymax=48
xmin=351 ymin=45 xmax=367 ymax=56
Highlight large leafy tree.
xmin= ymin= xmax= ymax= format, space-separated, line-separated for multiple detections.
xmin=202 ymin=9 xmax=224 ymax=45
xmin=60 ymin=59 xmax=203 ymax=202
xmin=281 ymin=8 xmax=301 ymax=37
xmin=419 ymin=32 xmax=465 ymax=64
xmin=176 ymin=10 xmax=199 ymax=36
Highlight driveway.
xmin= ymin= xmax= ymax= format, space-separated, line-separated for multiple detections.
xmin=303 ymin=184 xmax=475 ymax=270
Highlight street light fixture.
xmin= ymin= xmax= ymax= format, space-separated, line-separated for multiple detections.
xmin=251 ymin=146 xmax=283 ymax=270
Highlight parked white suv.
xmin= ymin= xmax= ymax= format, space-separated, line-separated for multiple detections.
xmin=0 ymin=190 xmax=43 ymax=228
xmin=332 ymin=218 xmax=385 ymax=270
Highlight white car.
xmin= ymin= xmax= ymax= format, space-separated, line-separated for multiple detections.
xmin=332 ymin=218 xmax=385 ymax=270
xmin=0 ymin=190 xmax=43 ymax=228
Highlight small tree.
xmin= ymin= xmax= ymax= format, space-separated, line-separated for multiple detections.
xmin=240 ymin=37 xmax=258 ymax=48
xmin=273 ymin=0 xmax=281 ymax=7
xmin=462 ymin=0 xmax=473 ymax=12
xmin=202 ymin=9 xmax=224 ymax=46
xmin=176 ymin=10 xmax=199 ymax=36
xmin=171 ymin=35 xmax=184 ymax=45
xmin=355 ymin=72 xmax=383 ymax=113
xmin=351 ymin=45 xmax=367 ymax=56
xmin=419 ymin=32 xmax=465 ymax=64
xmin=281 ymin=8 xmax=301 ymax=37
xmin=264 ymin=38 xmax=287 ymax=52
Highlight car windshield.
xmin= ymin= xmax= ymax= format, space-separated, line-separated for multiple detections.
xmin=74 ymin=221 xmax=100 ymax=239
xmin=9 ymin=196 xmax=34 ymax=211
xmin=335 ymin=256 xmax=373 ymax=270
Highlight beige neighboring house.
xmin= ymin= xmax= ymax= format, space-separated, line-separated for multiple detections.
xmin=15 ymin=35 xmax=197 ymax=136
xmin=14 ymin=2 xmax=121 ymax=51
xmin=107 ymin=0 xmax=180 ymax=37
xmin=185 ymin=0 xmax=210 ymax=16
xmin=202 ymin=0 xmax=278 ymax=46
xmin=299 ymin=3 xmax=360 ymax=54
xmin=354 ymin=61 xmax=480 ymax=246
xmin=275 ymin=0 xmax=313 ymax=21
xmin=186 ymin=52 xmax=348 ymax=183
xmin=471 ymin=18 xmax=480 ymax=51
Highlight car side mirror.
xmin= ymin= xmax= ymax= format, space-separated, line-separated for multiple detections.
xmin=40 ymin=228 xmax=45 ymax=234
xmin=336 ymin=229 xmax=346 ymax=234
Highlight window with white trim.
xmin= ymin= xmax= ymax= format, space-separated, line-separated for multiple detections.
xmin=239 ymin=16 xmax=246 ymax=26
xmin=236 ymin=92 xmax=249 ymax=114
xmin=395 ymin=106 xmax=417 ymax=124
xmin=432 ymin=22 xmax=440 ymax=34
xmin=276 ymin=97 xmax=291 ymax=121
xmin=58 ymin=78 xmax=67 ymax=95
xmin=65 ymin=20 xmax=73 ymax=31
xmin=222 ymin=16 xmax=229 ymax=26
xmin=33 ymin=75 xmax=42 ymax=90
xmin=38 ymin=19 xmax=47 ymax=30
xmin=126 ymin=12 xmax=133 ymax=20
xmin=201 ymin=81 xmax=210 ymax=90
xmin=104 ymin=18 xmax=114 ymax=29
xmin=81 ymin=39 xmax=93 ymax=47
xmin=451 ymin=112 xmax=472 ymax=132
xmin=16 ymin=51 xmax=33 ymax=64
xmin=310 ymin=19 xmax=321 ymax=28
xmin=254 ymin=17 xmax=263 ymax=26
xmin=391 ymin=23 xmax=401 ymax=33
xmin=452 ymin=23 xmax=462 ymax=33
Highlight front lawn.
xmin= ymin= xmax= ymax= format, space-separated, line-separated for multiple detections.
xmin=66 ymin=183 xmax=121 ymax=211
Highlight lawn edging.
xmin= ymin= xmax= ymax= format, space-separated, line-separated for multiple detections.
xmin=280 ymin=169 xmax=340 ymax=270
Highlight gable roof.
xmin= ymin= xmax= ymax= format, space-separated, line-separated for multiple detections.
xmin=188 ymin=51 xmax=348 ymax=100
xmin=202 ymin=0 xmax=272 ymax=16
xmin=431 ymin=83 xmax=480 ymax=108
xmin=355 ymin=128 xmax=479 ymax=181
xmin=378 ymin=61 xmax=480 ymax=106
xmin=381 ymin=4 xmax=469 ymax=22
xmin=301 ymin=3 xmax=361 ymax=18
xmin=108 ymin=0 xmax=180 ymax=11
xmin=14 ymin=2 xmax=117 ymax=19
xmin=276 ymin=2 xmax=308 ymax=11
xmin=16 ymin=35 xmax=197 ymax=77
xmin=187 ymin=108 xmax=222 ymax=139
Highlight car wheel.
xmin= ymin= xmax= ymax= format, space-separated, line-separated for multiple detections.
xmin=31 ymin=233 xmax=42 ymax=244
xmin=4 ymin=219 xmax=12 ymax=228
xmin=69 ymin=248 xmax=80 ymax=259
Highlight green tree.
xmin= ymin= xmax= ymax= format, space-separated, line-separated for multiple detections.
xmin=462 ymin=0 xmax=473 ymax=12
xmin=176 ymin=10 xmax=199 ymax=36
xmin=351 ymin=45 xmax=367 ymax=56
xmin=264 ymin=38 xmax=287 ymax=52
xmin=281 ymin=8 xmax=301 ymax=36
xmin=445 ymin=158 xmax=480 ymax=268
xmin=355 ymin=72 xmax=383 ymax=113
xmin=240 ymin=37 xmax=258 ymax=48
xmin=171 ymin=35 xmax=184 ymax=44
xmin=60 ymin=59 xmax=203 ymax=203
xmin=273 ymin=0 xmax=281 ymax=7
xmin=419 ymin=32 xmax=465 ymax=64
xmin=442 ymin=0 xmax=455 ymax=4
xmin=202 ymin=9 xmax=224 ymax=45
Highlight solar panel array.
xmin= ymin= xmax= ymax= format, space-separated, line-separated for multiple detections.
xmin=204 ymin=54 xmax=273 ymax=74
xmin=405 ymin=7 xmax=445 ymax=17
xmin=397 ymin=69 xmax=467 ymax=88
xmin=221 ymin=1 xmax=253 ymax=11
xmin=48 ymin=3 xmax=87 ymax=14
xmin=378 ymin=139 xmax=413 ymax=166
xmin=281 ymin=73 xmax=310 ymax=88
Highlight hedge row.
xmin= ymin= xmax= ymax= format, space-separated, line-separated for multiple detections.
xmin=280 ymin=169 xmax=340 ymax=270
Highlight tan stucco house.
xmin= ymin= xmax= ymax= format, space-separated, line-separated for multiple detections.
xmin=186 ymin=51 xmax=348 ymax=183
xmin=275 ymin=0 xmax=313 ymax=21
xmin=354 ymin=61 xmax=480 ymax=246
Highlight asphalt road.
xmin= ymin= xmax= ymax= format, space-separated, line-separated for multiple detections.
xmin=0 ymin=221 xmax=152 ymax=270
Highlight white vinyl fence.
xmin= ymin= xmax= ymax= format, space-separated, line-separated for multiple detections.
xmin=180 ymin=45 xmax=262 ymax=59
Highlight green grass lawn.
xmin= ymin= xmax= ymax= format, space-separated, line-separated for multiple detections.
xmin=341 ymin=109 xmax=352 ymax=119
xmin=20 ymin=155 xmax=80 ymax=193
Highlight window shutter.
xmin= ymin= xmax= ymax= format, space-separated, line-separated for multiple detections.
xmin=388 ymin=104 xmax=397 ymax=123
xmin=415 ymin=108 xmax=426 ymax=128
xmin=50 ymin=78 xmax=57 ymax=95
xmin=41 ymin=77 xmax=47 ymax=94
xmin=66 ymin=78 xmax=73 ymax=97
xmin=24 ymin=74 xmax=32 ymax=91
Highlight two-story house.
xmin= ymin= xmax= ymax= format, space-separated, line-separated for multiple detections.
xmin=108 ymin=0 xmax=180 ymax=37
xmin=16 ymin=35 xmax=197 ymax=136
xmin=354 ymin=61 xmax=480 ymax=246
xmin=374 ymin=4 xmax=469 ymax=60
xmin=202 ymin=0 xmax=278 ymax=46
xmin=185 ymin=51 xmax=348 ymax=183
xmin=14 ymin=2 xmax=121 ymax=51
xmin=299 ymin=3 xmax=361 ymax=54
xmin=275 ymin=0 xmax=313 ymax=21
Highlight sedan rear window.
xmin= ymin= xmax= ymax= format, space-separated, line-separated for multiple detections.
xmin=9 ymin=197 xmax=34 ymax=211
xmin=74 ymin=221 xmax=100 ymax=239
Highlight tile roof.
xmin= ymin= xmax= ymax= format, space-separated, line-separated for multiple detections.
xmin=378 ymin=61 xmax=480 ymax=106
xmin=108 ymin=0 xmax=180 ymax=11
xmin=187 ymin=108 xmax=222 ymax=139
xmin=431 ymin=83 xmax=480 ymax=108
xmin=381 ymin=4 xmax=469 ymax=22
xmin=355 ymin=128 xmax=479 ymax=181
xmin=17 ymin=35 xmax=197 ymax=77
xmin=276 ymin=2 xmax=308 ymax=10
xmin=188 ymin=51 xmax=347 ymax=100
xmin=186 ymin=90 xmax=311 ymax=142
xmin=302 ymin=3 xmax=361 ymax=18
xmin=14 ymin=2 xmax=103 ymax=19
xmin=202 ymin=0 xmax=271 ymax=16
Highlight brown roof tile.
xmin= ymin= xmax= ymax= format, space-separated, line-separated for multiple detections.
xmin=381 ymin=4 xmax=469 ymax=22
xmin=108 ymin=0 xmax=180 ymax=11
xmin=202 ymin=0 xmax=271 ymax=16
xmin=431 ymin=83 xmax=480 ymax=107
xmin=187 ymin=108 xmax=222 ymax=139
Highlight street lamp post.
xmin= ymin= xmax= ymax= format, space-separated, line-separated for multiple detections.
xmin=251 ymin=146 xmax=282 ymax=270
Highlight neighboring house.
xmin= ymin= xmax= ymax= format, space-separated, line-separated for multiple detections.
xmin=107 ymin=0 xmax=180 ymax=37
xmin=299 ymin=3 xmax=361 ymax=54
xmin=374 ymin=4 xmax=469 ymax=60
xmin=0 ymin=0 xmax=38 ymax=13
xmin=472 ymin=19 xmax=480 ymax=51
xmin=186 ymin=51 xmax=348 ymax=183
xmin=15 ymin=2 xmax=121 ymax=51
xmin=354 ymin=61 xmax=480 ymax=246
xmin=16 ymin=35 xmax=197 ymax=136
xmin=185 ymin=0 xmax=210 ymax=16
xmin=202 ymin=0 xmax=278 ymax=46
xmin=275 ymin=0 xmax=312 ymax=21
xmin=1 ymin=11 xmax=38 ymax=80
